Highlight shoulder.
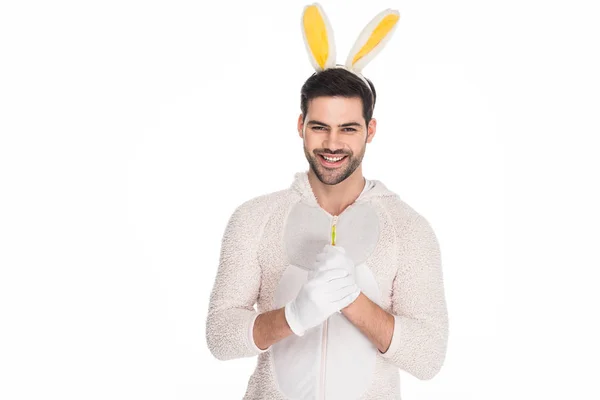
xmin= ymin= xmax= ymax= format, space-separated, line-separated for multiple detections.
xmin=377 ymin=191 xmax=437 ymax=241
xmin=226 ymin=187 xmax=294 ymax=230
xmin=375 ymin=194 xmax=441 ymax=270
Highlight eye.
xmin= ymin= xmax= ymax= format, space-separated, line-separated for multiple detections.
xmin=312 ymin=126 xmax=326 ymax=131
xmin=342 ymin=128 xmax=357 ymax=132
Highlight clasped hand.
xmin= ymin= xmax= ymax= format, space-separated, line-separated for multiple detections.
xmin=285 ymin=245 xmax=361 ymax=336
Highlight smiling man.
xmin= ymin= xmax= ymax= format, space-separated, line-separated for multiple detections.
xmin=300 ymin=77 xmax=375 ymax=214
xmin=205 ymin=4 xmax=449 ymax=400
xmin=302 ymin=97 xmax=370 ymax=186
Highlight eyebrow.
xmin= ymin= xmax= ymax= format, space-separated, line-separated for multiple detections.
xmin=306 ymin=120 xmax=362 ymax=128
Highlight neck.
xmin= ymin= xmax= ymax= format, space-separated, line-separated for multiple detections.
xmin=307 ymin=166 xmax=366 ymax=216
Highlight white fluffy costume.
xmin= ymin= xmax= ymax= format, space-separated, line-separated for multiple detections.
xmin=206 ymin=4 xmax=449 ymax=400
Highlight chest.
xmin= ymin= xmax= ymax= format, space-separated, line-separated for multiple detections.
xmin=257 ymin=200 xmax=398 ymax=311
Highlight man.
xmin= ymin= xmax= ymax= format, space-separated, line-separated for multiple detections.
xmin=206 ymin=4 xmax=448 ymax=399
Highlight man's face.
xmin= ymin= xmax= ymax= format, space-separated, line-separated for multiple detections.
xmin=298 ymin=96 xmax=376 ymax=185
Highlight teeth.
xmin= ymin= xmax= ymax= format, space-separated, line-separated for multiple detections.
xmin=323 ymin=155 xmax=344 ymax=162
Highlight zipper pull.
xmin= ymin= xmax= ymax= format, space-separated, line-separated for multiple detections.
xmin=331 ymin=224 xmax=336 ymax=246
xmin=331 ymin=215 xmax=338 ymax=246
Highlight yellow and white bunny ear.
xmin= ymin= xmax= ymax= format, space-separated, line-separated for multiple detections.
xmin=345 ymin=9 xmax=400 ymax=73
xmin=301 ymin=3 xmax=336 ymax=71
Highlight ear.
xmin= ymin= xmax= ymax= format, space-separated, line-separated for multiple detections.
xmin=301 ymin=3 xmax=337 ymax=71
xmin=366 ymin=118 xmax=377 ymax=143
xmin=298 ymin=113 xmax=305 ymax=138
xmin=345 ymin=9 xmax=400 ymax=73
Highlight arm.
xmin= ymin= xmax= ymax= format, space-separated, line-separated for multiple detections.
xmin=252 ymin=307 xmax=294 ymax=350
xmin=380 ymin=213 xmax=449 ymax=380
xmin=205 ymin=199 xmax=271 ymax=360
xmin=344 ymin=213 xmax=449 ymax=380
xmin=341 ymin=293 xmax=395 ymax=353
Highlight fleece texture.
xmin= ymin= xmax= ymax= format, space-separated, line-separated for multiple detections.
xmin=206 ymin=171 xmax=449 ymax=399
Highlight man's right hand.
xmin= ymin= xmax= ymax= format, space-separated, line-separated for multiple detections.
xmin=284 ymin=268 xmax=360 ymax=336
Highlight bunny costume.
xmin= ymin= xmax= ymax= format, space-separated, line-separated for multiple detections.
xmin=206 ymin=4 xmax=449 ymax=399
xmin=206 ymin=172 xmax=449 ymax=399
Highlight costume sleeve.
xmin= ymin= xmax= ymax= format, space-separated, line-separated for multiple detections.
xmin=205 ymin=200 xmax=271 ymax=360
xmin=379 ymin=213 xmax=449 ymax=380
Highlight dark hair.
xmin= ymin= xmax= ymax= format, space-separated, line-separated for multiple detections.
xmin=300 ymin=67 xmax=377 ymax=126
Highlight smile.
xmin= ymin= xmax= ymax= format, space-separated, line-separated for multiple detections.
xmin=318 ymin=154 xmax=348 ymax=167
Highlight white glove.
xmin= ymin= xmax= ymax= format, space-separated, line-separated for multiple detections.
xmin=285 ymin=268 xmax=360 ymax=336
xmin=310 ymin=244 xmax=356 ymax=278
xmin=309 ymin=244 xmax=360 ymax=314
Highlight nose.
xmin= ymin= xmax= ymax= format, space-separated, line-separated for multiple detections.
xmin=322 ymin=130 xmax=345 ymax=152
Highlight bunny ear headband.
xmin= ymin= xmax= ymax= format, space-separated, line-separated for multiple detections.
xmin=301 ymin=2 xmax=400 ymax=91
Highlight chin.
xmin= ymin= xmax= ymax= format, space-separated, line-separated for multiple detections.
xmin=318 ymin=174 xmax=346 ymax=185
xmin=311 ymin=162 xmax=354 ymax=185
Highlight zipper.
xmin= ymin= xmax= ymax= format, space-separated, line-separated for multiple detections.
xmin=319 ymin=214 xmax=338 ymax=399
xmin=319 ymin=318 xmax=328 ymax=400
xmin=315 ymin=179 xmax=366 ymax=398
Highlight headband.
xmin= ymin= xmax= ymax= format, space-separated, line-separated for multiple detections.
xmin=301 ymin=3 xmax=400 ymax=93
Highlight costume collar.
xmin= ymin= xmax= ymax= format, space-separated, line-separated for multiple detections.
xmin=290 ymin=170 xmax=395 ymax=208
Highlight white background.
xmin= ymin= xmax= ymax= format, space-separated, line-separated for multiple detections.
xmin=1 ymin=0 xmax=599 ymax=399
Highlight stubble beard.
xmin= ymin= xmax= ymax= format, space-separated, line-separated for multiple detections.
xmin=304 ymin=143 xmax=366 ymax=186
